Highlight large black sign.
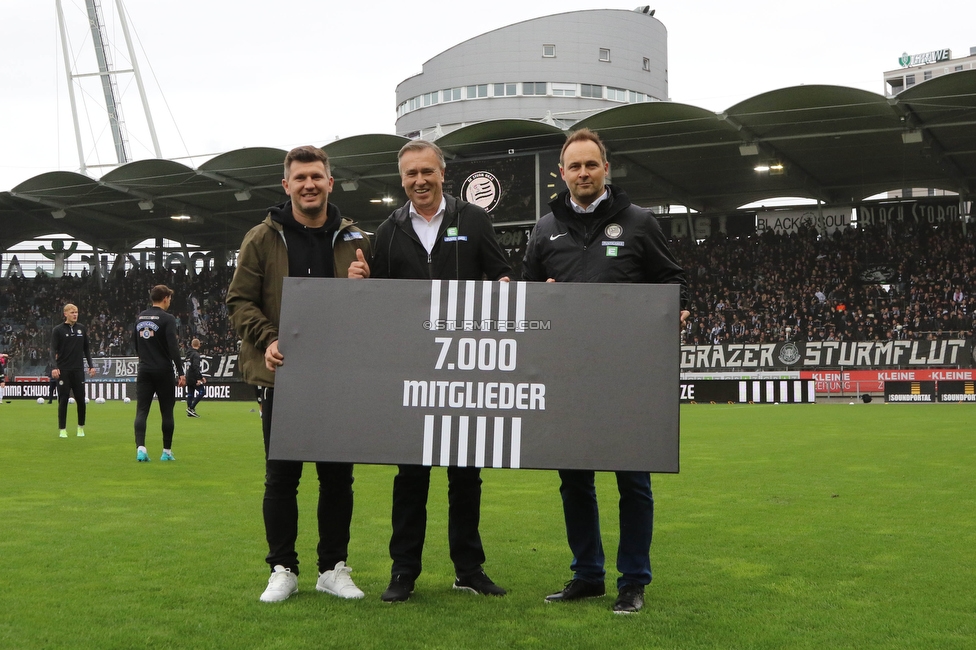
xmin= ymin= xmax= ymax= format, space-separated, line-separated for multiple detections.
xmin=271 ymin=279 xmax=681 ymax=472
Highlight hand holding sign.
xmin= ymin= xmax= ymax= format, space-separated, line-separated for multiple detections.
xmin=265 ymin=339 xmax=284 ymax=372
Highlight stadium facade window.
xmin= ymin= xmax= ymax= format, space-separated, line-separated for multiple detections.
xmin=493 ymin=83 xmax=517 ymax=97
xmin=552 ymin=82 xmax=576 ymax=97
xmin=643 ymin=57 xmax=651 ymax=71
xmin=906 ymin=74 xmax=915 ymax=87
xmin=599 ymin=48 xmax=611 ymax=62
xmin=955 ymin=65 xmax=964 ymax=72
xmin=923 ymin=70 xmax=933 ymax=81
xmin=580 ymin=83 xmax=603 ymax=98
xmin=397 ymin=80 xmax=657 ymax=117
xmin=543 ymin=44 xmax=555 ymax=58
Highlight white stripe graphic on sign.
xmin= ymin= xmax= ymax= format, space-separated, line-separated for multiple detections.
xmin=752 ymin=381 xmax=761 ymax=403
xmin=515 ymin=282 xmax=526 ymax=332
xmin=481 ymin=281 xmax=493 ymax=327
xmin=497 ymin=281 xmax=510 ymax=332
xmin=457 ymin=416 xmax=469 ymax=467
xmin=492 ymin=417 xmax=504 ymax=468
xmin=463 ymin=281 xmax=476 ymax=331
xmin=739 ymin=381 xmax=748 ymax=403
xmin=429 ymin=280 xmax=441 ymax=327
xmin=765 ymin=381 xmax=774 ymax=403
xmin=807 ymin=381 xmax=816 ymax=403
xmin=446 ymin=281 xmax=458 ymax=331
xmin=475 ymin=416 xmax=487 ymax=466
xmin=793 ymin=380 xmax=802 ymax=403
xmin=422 ymin=415 xmax=435 ymax=466
xmin=440 ymin=415 xmax=452 ymax=466
xmin=510 ymin=418 xmax=521 ymax=468
xmin=780 ymin=381 xmax=788 ymax=402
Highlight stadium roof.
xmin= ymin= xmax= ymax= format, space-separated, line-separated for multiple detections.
xmin=2 ymin=71 xmax=974 ymax=253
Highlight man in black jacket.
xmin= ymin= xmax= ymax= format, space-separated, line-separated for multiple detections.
xmin=184 ymin=338 xmax=206 ymax=417
xmin=358 ymin=140 xmax=511 ymax=602
xmin=132 ymin=285 xmax=185 ymax=462
xmin=51 ymin=303 xmax=96 ymax=438
xmin=522 ymin=128 xmax=689 ymax=615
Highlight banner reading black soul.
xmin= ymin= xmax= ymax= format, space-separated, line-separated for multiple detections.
xmin=270 ymin=278 xmax=681 ymax=472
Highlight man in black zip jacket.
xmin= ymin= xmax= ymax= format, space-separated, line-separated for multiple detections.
xmin=362 ymin=140 xmax=511 ymax=603
xmin=522 ymin=128 xmax=689 ymax=615
xmin=51 ymin=303 xmax=96 ymax=438
xmin=132 ymin=285 xmax=186 ymax=462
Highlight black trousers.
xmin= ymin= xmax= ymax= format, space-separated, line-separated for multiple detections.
xmin=57 ymin=369 xmax=86 ymax=429
xmin=261 ymin=387 xmax=354 ymax=575
xmin=186 ymin=380 xmax=205 ymax=410
xmin=133 ymin=369 xmax=176 ymax=449
xmin=389 ymin=464 xmax=486 ymax=579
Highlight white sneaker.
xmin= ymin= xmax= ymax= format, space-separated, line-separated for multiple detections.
xmin=316 ymin=561 xmax=365 ymax=599
xmin=260 ymin=565 xmax=298 ymax=602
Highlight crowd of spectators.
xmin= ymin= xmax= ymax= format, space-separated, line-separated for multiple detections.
xmin=0 ymin=264 xmax=237 ymax=374
xmin=672 ymin=220 xmax=976 ymax=345
xmin=1 ymin=218 xmax=974 ymax=375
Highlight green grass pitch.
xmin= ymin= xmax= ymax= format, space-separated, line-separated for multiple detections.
xmin=1 ymin=399 xmax=974 ymax=649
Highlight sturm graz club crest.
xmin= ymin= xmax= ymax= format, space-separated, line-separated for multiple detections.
xmin=778 ymin=342 xmax=801 ymax=366
xmin=858 ymin=265 xmax=897 ymax=283
xmin=605 ymin=223 xmax=623 ymax=239
xmin=461 ymin=171 xmax=501 ymax=213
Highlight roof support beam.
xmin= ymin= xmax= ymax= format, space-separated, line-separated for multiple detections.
xmin=887 ymin=98 xmax=973 ymax=195
xmin=717 ymin=112 xmax=833 ymax=204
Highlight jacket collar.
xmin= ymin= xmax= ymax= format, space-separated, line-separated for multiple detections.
xmin=548 ymin=184 xmax=631 ymax=221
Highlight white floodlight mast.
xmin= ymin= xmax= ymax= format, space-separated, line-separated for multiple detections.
xmin=55 ymin=0 xmax=162 ymax=174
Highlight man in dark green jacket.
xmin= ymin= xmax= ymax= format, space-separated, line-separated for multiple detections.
xmin=227 ymin=145 xmax=372 ymax=603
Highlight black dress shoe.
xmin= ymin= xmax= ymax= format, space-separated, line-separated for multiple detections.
xmin=381 ymin=574 xmax=415 ymax=602
xmin=454 ymin=570 xmax=507 ymax=596
xmin=612 ymin=584 xmax=645 ymax=614
xmin=545 ymin=578 xmax=606 ymax=602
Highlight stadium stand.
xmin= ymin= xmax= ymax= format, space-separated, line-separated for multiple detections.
xmin=0 ymin=266 xmax=237 ymax=375
xmin=0 ymin=218 xmax=973 ymax=376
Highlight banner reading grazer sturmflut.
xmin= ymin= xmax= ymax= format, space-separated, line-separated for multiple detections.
xmin=270 ymin=278 xmax=680 ymax=472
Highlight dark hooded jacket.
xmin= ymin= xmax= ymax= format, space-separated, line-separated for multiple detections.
xmin=226 ymin=201 xmax=372 ymax=388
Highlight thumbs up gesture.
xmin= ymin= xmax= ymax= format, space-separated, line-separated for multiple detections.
xmin=348 ymin=247 xmax=370 ymax=279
